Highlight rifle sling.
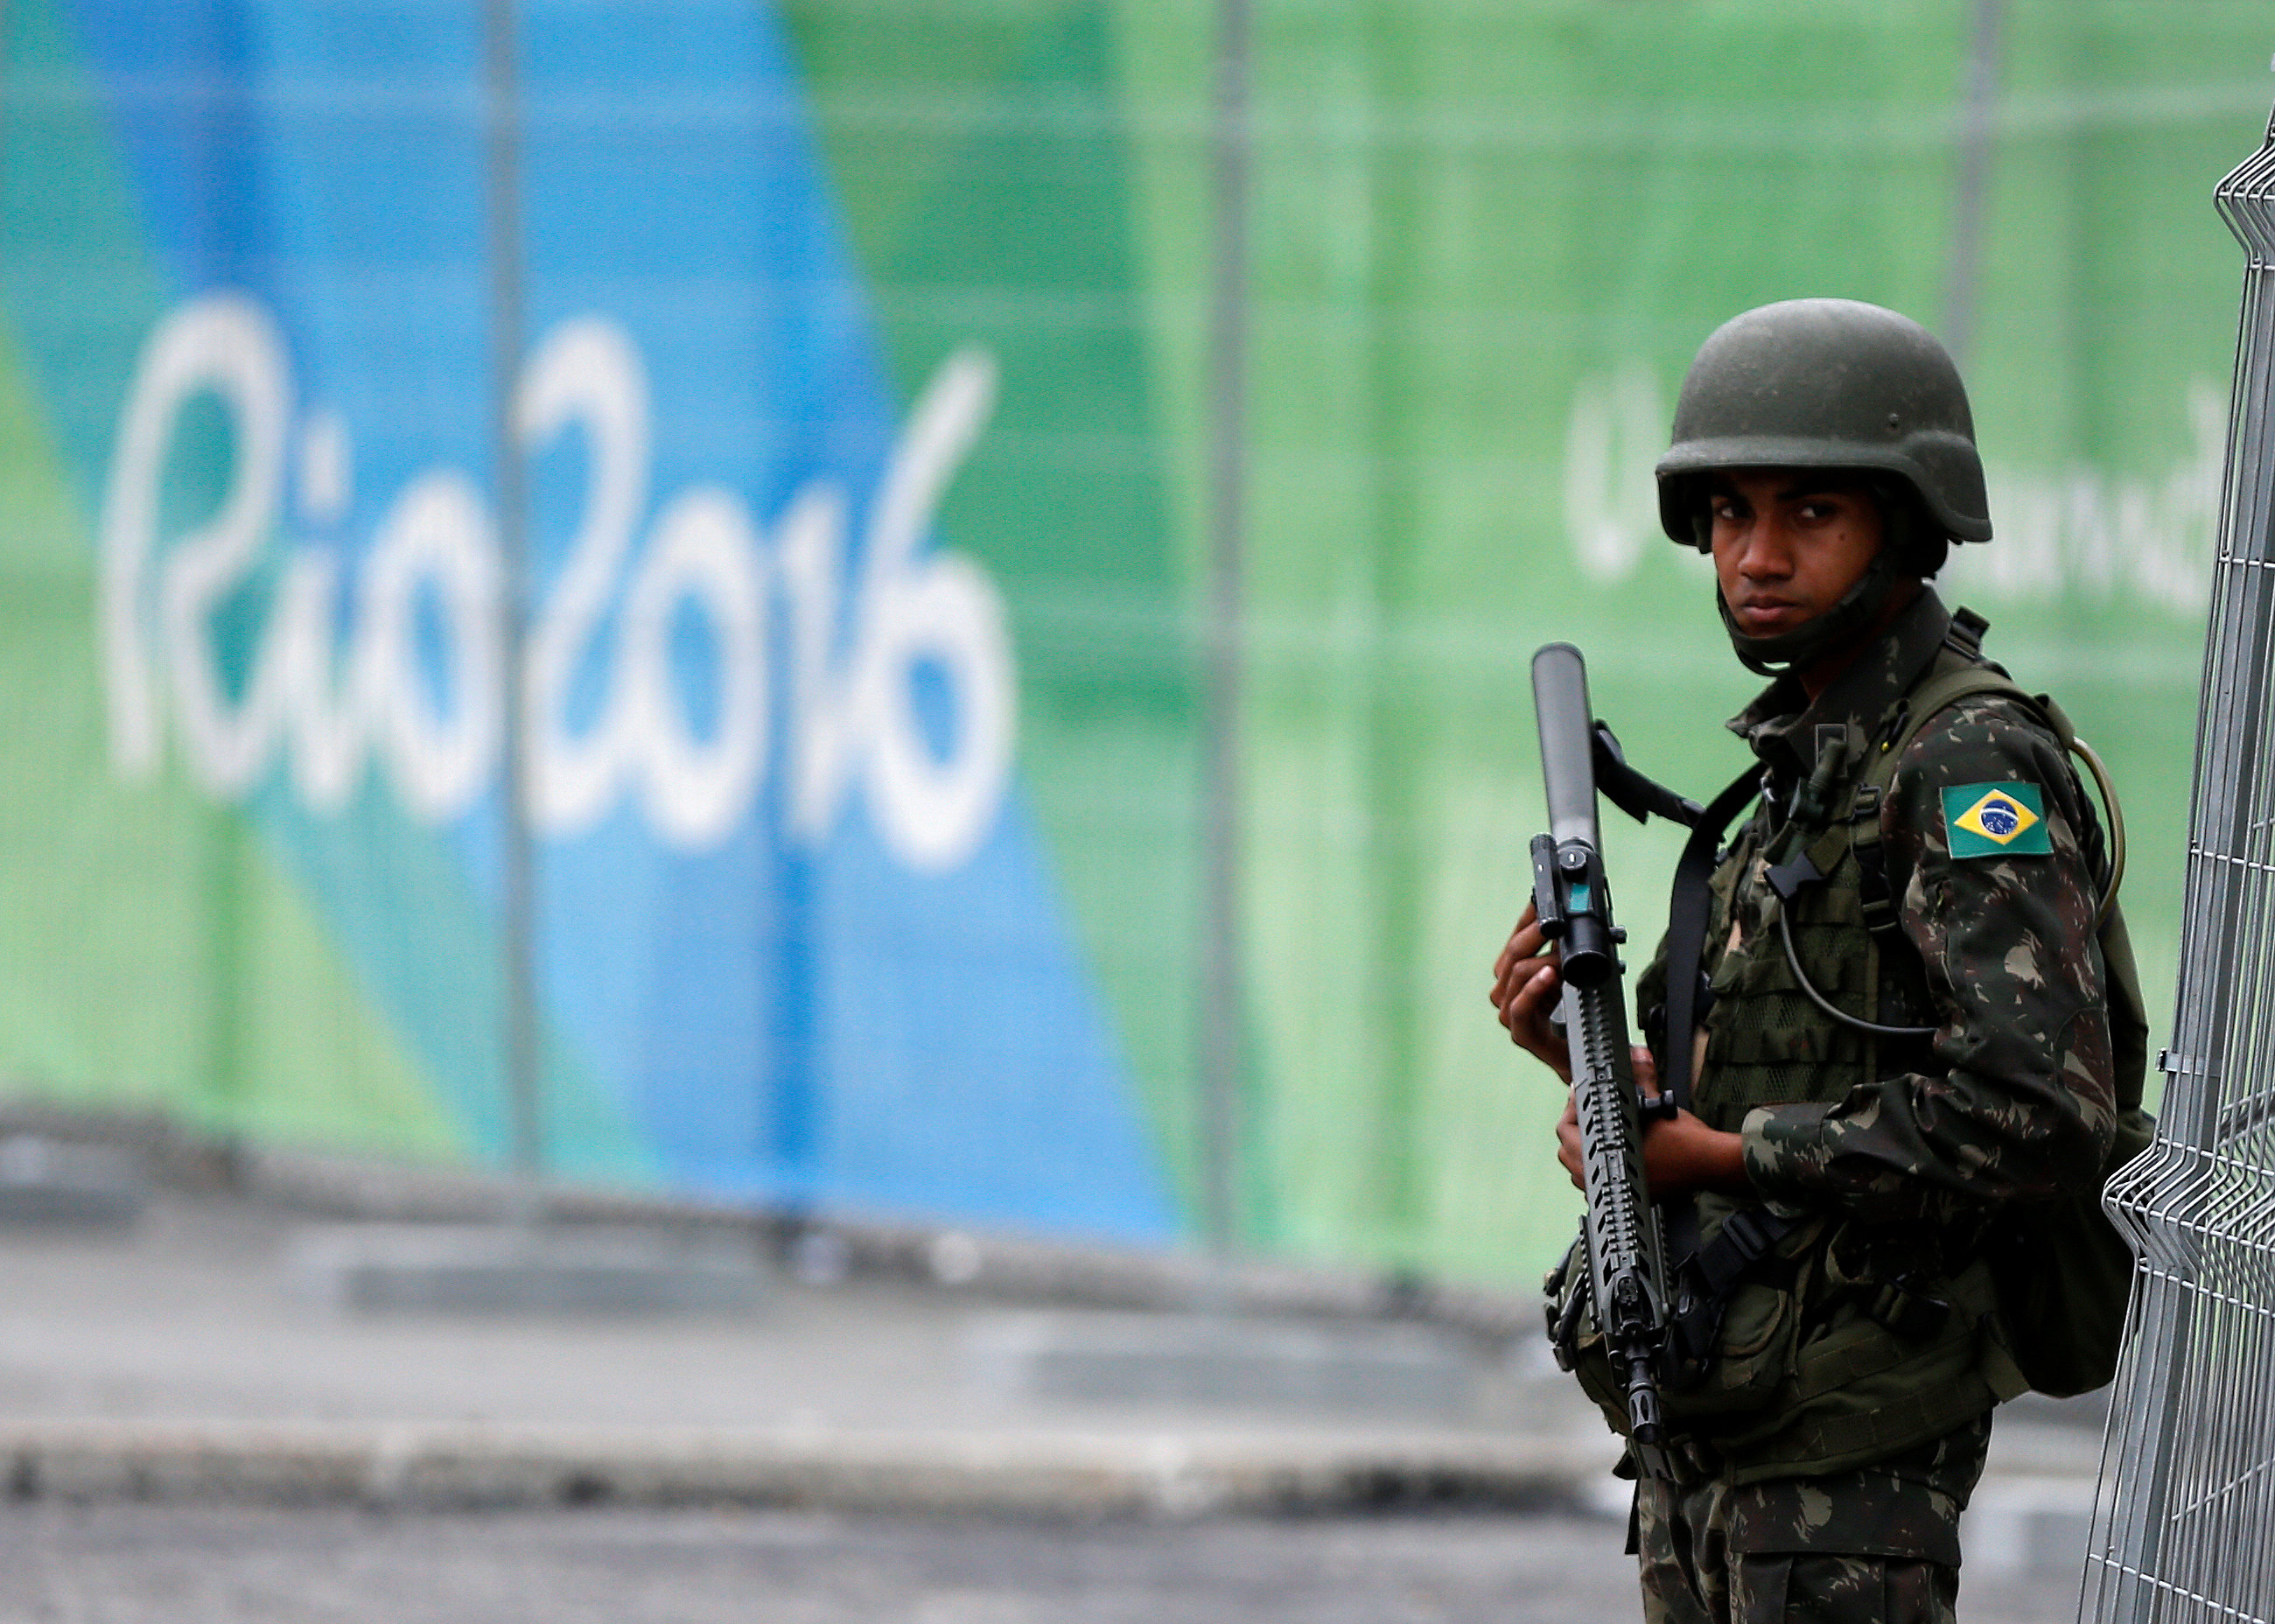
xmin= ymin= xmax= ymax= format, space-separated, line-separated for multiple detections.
xmin=1660 ymin=768 xmax=1761 ymax=1116
xmin=1594 ymin=724 xmax=1708 ymax=829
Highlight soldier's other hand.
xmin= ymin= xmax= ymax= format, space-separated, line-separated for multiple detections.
xmin=1492 ymin=900 xmax=1572 ymax=1082
xmin=1640 ymin=1108 xmax=1752 ymax=1200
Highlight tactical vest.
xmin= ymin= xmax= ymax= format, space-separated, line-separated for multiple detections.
xmin=1552 ymin=625 xmax=2151 ymax=1482
xmin=1691 ymin=734 xmax=1937 ymax=1133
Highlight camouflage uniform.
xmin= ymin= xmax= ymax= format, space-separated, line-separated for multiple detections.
xmin=1635 ymin=1417 xmax=1984 ymax=1624
xmin=1622 ymin=587 xmax=2119 ymax=1622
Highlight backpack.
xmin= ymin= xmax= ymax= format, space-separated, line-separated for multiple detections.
xmin=1853 ymin=662 xmax=2154 ymax=1397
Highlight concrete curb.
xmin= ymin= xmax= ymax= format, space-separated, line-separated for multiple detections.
xmin=0 ymin=1097 xmax=1541 ymax=1340
xmin=0 ymin=1420 xmax=1602 ymax=1518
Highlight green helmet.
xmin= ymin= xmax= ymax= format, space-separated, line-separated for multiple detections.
xmin=1654 ymin=298 xmax=1992 ymax=548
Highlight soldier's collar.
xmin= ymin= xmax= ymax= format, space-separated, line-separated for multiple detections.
xmin=1728 ymin=589 xmax=1952 ymax=774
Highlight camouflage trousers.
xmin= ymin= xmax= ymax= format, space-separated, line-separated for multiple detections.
xmin=1637 ymin=1539 xmax=1956 ymax=1624
xmin=1630 ymin=1415 xmax=1991 ymax=1624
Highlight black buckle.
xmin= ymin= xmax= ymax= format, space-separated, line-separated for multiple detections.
xmin=1716 ymin=1209 xmax=1778 ymax=1268
xmin=1764 ymin=849 xmax=1825 ymax=905
xmin=1866 ymin=1279 xmax=1950 ymax=1341
xmin=1944 ymin=606 xmax=1991 ymax=660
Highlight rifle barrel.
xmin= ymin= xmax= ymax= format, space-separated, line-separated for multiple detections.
xmin=1532 ymin=643 xmax=1600 ymax=850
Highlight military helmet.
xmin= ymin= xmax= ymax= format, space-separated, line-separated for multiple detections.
xmin=1654 ymin=298 xmax=1991 ymax=547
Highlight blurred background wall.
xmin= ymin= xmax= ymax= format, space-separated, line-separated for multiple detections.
xmin=0 ymin=0 xmax=2257 ymax=1288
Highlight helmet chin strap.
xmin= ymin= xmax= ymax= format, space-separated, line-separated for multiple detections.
xmin=1718 ymin=546 xmax=1909 ymax=678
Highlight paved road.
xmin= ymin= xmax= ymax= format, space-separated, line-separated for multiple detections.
xmin=0 ymin=1505 xmax=2082 ymax=1624
xmin=0 ymin=1182 xmax=2110 ymax=1617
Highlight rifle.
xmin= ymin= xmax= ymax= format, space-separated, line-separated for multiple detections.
xmin=1530 ymin=641 xmax=1672 ymax=1446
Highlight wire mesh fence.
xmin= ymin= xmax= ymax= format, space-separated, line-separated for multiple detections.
xmin=2086 ymin=93 xmax=2275 ymax=1624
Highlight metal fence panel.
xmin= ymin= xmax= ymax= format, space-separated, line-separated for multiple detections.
xmin=2089 ymin=93 xmax=2275 ymax=1624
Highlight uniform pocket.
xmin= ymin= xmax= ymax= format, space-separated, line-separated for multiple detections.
xmin=1662 ymin=1207 xmax=1818 ymax=1425
xmin=1731 ymin=1553 xmax=1791 ymax=1624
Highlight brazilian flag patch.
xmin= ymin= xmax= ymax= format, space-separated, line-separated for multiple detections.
xmin=1942 ymin=782 xmax=2051 ymax=858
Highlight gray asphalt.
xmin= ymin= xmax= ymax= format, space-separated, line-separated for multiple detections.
xmin=0 ymin=1504 xmax=2085 ymax=1624
xmin=0 ymin=1179 xmax=2111 ymax=1620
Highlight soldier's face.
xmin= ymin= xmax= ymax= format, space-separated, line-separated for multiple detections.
xmin=1706 ymin=470 xmax=1885 ymax=640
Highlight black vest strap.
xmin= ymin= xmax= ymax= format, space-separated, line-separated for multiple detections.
xmin=1660 ymin=767 xmax=1762 ymax=1115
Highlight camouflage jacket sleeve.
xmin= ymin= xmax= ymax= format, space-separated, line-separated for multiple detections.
xmin=1740 ymin=696 xmax=2120 ymax=1222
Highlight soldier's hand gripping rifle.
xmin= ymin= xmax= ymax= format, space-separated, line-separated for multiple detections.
xmin=1531 ymin=642 xmax=1673 ymax=1446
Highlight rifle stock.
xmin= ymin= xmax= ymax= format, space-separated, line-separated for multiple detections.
xmin=1531 ymin=642 xmax=1671 ymax=1446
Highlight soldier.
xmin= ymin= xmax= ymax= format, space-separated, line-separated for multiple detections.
xmin=1489 ymin=298 xmax=2146 ymax=1623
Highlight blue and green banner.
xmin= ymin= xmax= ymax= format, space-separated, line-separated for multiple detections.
xmin=0 ymin=0 xmax=2260 ymax=1284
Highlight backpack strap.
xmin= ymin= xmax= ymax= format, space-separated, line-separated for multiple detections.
xmin=1848 ymin=655 xmax=2144 ymax=1102
xmin=1852 ymin=662 xmax=2058 ymax=942
xmin=1852 ymin=654 xmax=2124 ymax=918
